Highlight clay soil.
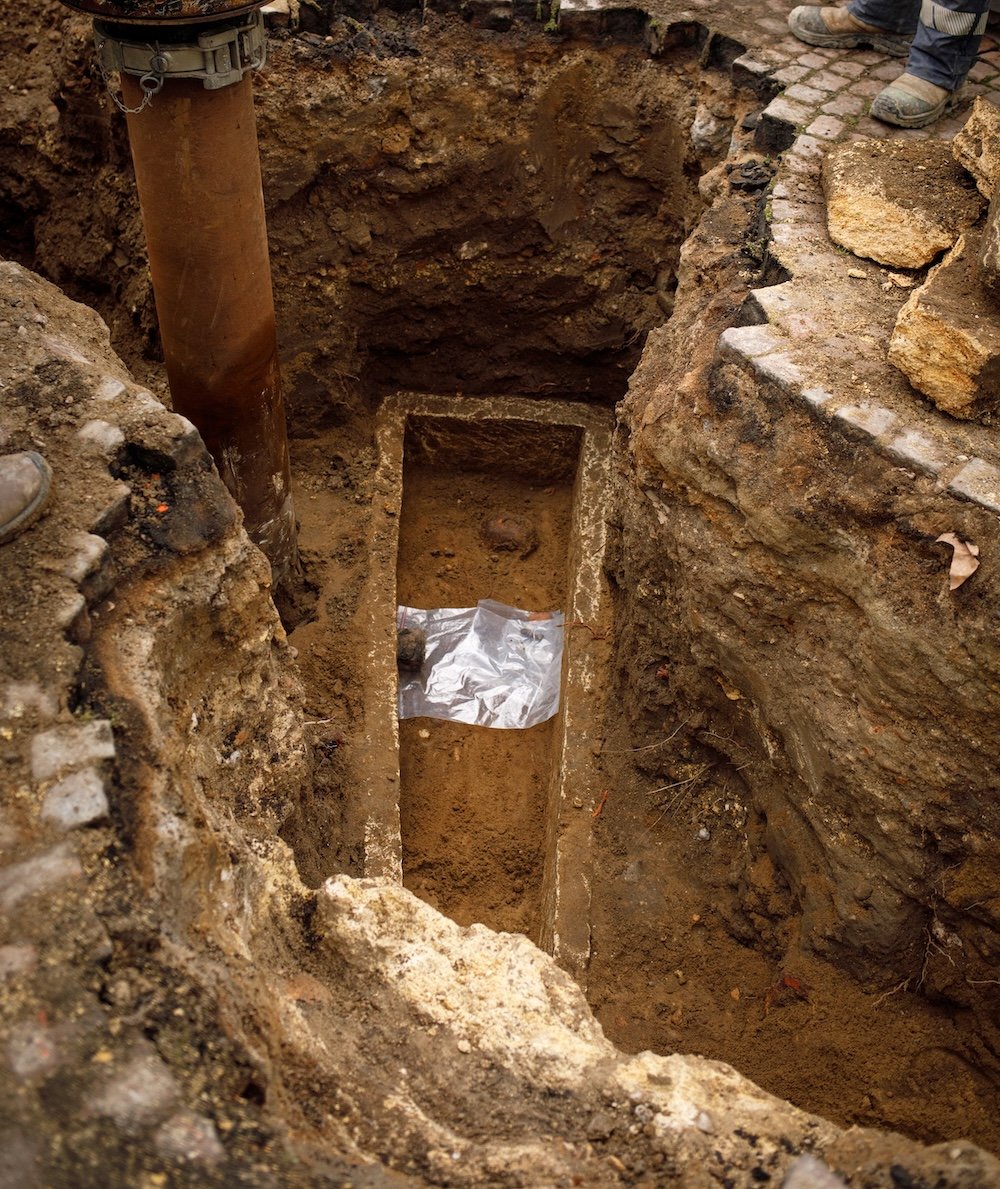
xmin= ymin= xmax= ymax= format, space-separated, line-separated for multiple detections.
xmin=396 ymin=457 xmax=575 ymax=938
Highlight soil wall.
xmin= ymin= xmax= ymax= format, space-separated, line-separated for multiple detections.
xmin=608 ymin=167 xmax=1000 ymax=1126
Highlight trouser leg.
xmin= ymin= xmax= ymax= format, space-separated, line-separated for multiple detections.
xmin=907 ymin=0 xmax=990 ymax=88
xmin=849 ymin=0 xmax=921 ymax=34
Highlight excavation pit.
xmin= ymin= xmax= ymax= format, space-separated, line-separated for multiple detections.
xmin=264 ymin=14 xmax=722 ymax=971
xmin=240 ymin=17 xmax=998 ymax=1155
xmin=4 ymin=1 xmax=1000 ymax=1179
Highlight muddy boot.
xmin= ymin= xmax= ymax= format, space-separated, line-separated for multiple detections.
xmin=787 ymin=6 xmax=912 ymax=55
xmin=870 ymin=71 xmax=962 ymax=127
xmin=0 ymin=451 xmax=52 ymax=545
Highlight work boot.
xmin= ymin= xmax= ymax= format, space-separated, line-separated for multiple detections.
xmin=787 ymin=6 xmax=912 ymax=55
xmin=0 ymin=452 xmax=52 ymax=545
xmin=870 ymin=72 xmax=962 ymax=127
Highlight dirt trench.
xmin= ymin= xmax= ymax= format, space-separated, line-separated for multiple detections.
xmin=259 ymin=23 xmax=999 ymax=1156
xmin=3 ymin=0 xmax=999 ymax=1170
xmin=266 ymin=20 xmax=721 ymax=892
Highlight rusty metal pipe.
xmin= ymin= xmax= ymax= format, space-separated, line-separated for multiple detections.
xmin=120 ymin=68 xmax=296 ymax=589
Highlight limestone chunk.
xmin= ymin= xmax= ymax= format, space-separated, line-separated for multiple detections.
xmin=822 ymin=139 xmax=983 ymax=269
xmin=888 ymin=230 xmax=1000 ymax=423
xmin=30 ymin=719 xmax=115 ymax=781
xmin=951 ymin=95 xmax=1000 ymax=199
xmin=42 ymin=767 xmax=109 ymax=830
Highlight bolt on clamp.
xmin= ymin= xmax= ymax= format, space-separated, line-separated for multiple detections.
xmin=94 ymin=9 xmax=266 ymax=111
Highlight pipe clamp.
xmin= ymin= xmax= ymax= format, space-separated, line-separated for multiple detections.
xmin=94 ymin=10 xmax=266 ymax=100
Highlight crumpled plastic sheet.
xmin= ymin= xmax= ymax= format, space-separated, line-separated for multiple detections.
xmin=397 ymin=599 xmax=564 ymax=729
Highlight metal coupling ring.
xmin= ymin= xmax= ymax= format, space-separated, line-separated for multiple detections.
xmin=93 ymin=10 xmax=267 ymax=93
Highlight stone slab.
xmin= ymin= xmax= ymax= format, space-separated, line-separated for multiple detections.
xmin=823 ymin=138 xmax=984 ymax=268
xmin=889 ymin=230 xmax=1000 ymax=423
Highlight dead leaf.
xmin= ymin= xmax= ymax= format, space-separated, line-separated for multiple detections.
xmin=936 ymin=533 xmax=980 ymax=590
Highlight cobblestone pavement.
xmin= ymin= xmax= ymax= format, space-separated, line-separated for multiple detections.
xmin=554 ymin=0 xmax=1000 ymax=516
xmin=747 ymin=10 xmax=1000 ymax=519
xmin=634 ymin=0 xmax=1000 ymax=518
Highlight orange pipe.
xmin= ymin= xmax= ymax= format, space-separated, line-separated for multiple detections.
xmin=122 ymin=72 xmax=296 ymax=589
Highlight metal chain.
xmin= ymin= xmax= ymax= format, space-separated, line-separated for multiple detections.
xmin=95 ymin=34 xmax=164 ymax=114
